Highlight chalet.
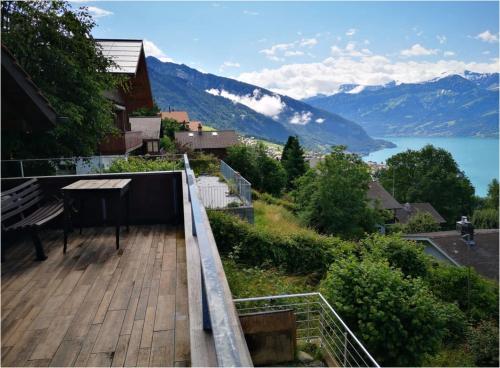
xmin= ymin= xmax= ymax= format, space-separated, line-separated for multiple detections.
xmin=97 ymin=39 xmax=154 ymax=155
xmin=129 ymin=117 xmax=162 ymax=154
xmin=175 ymin=128 xmax=238 ymax=158
xmin=161 ymin=110 xmax=190 ymax=124
xmin=1 ymin=44 xmax=58 ymax=143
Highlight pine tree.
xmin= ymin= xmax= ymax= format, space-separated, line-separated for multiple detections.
xmin=281 ymin=136 xmax=307 ymax=189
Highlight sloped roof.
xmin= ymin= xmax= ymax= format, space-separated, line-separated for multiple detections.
xmin=161 ymin=111 xmax=190 ymax=123
xmin=96 ymin=39 xmax=143 ymax=74
xmin=1 ymin=44 xmax=57 ymax=129
xmin=188 ymin=121 xmax=203 ymax=131
xmin=405 ymin=229 xmax=499 ymax=280
xmin=129 ymin=117 xmax=161 ymax=140
xmin=367 ymin=181 xmax=402 ymax=210
xmin=396 ymin=202 xmax=446 ymax=224
xmin=175 ymin=130 xmax=238 ymax=150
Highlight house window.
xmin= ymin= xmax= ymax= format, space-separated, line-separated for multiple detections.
xmin=147 ymin=141 xmax=159 ymax=153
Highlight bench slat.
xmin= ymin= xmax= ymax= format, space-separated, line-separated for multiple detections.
xmin=2 ymin=188 xmax=43 ymax=213
xmin=6 ymin=202 xmax=63 ymax=231
xmin=1 ymin=178 xmax=37 ymax=196
xmin=1 ymin=195 xmax=44 ymax=222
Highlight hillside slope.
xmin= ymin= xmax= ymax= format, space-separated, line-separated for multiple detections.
xmin=147 ymin=57 xmax=392 ymax=153
xmin=305 ymin=73 xmax=499 ymax=137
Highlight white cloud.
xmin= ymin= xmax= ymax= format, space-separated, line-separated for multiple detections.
xmin=315 ymin=118 xmax=325 ymax=124
xmin=243 ymin=10 xmax=259 ymax=16
xmin=143 ymin=40 xmax=174 ymax=62
xmin=400 ymin=43 xmax=439 ymax=57
xmin=87 ymin=6 xmax=113 ymax=18
xmin=346 ymin=28 xmax=357 ymax=37
xmin=300 ymin=38 xmax=318 ymax=47
xmin=443 ymin=51 xmax=455 ymax=57
xmin=436 ymin=35 xmax=447 ymax=44
xmin=205 ymin=88 xmax=285 ymax=117
xmin=475 ymin=30 xmax=499 ymax=43
xmin=219 ymin=61 xmax=241 ymax=72
xmin=284 ymin=50 xmax=304 ymax=57
xmin=260 ymin=43 xmax=294 ymax=61
xmin=237 ymin=54 xmax=499 ymax=100
xmin=331 ymin=42 xmax=371 ymax=57
xmin=483 ymin=50 xmax=491 ymax=55
xmin=290 ymin=111 xmax=312 ymax=125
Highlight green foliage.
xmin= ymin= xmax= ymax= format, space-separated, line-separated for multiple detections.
xmin=189 ymin=153 xmax=219 ymax=176
xmin=106 ymin=157 xmax=180 ymax=173
xmin=208 ymin=210 xmax=356 ymax=277
xmin=253 ymin=191 xmax=297 ymax=212
xmin=320 ymin=257 xmax=449 ymax=366
xmin=281 ymin=136 xmax=307 ymax=189
xmin=486 ymin=178 xmax=499 ymax=209
xmin=361 ymin=233 xmax=430 ymax=278
xmin=159 ymin=136 xmax=176 ymax=153
xmin=2 ymin=1 xmax=121 ymax=157
xmin=423 ymin=345 xmax=476 ymax=367
xmin=378 ymin=145 xmax=475 ymax=225
xmin=425 ymin=263 xmax=499 ymax=322
xmin=467 ymin=320 xmax=499 ymax=367
xmin=293 ymin=146 xmax=381 ymax=238
xmin=404 ymin=211 xmax=440 ymax=233
xmin=129 ymin=103 xmax=160 ymax=117
xmin=226 ymin=144 xmax=286 ymax=196
xmin=223 ymin=258 xmax=312 ymax=298
xmin=472 ymin=208 xmax=499 ymax=229
xmin=162 ymin=118 xmax=188 ymax=140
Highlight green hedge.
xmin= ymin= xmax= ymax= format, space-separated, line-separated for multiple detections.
xmin=208 ymin=210 xmax=355 ymax=276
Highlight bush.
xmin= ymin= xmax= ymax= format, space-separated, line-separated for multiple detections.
xmin=467 ymin=320 xmax=499 ymax=367
xmin=208 ymin=210 xmax=356 ymax=277
xmin=223 ymin=258 xmax=312 ymax=298
xmin=360 ymin=233 xmax=430 ymax=278
xmin=404 ymin=211 xmax=440 ymax=233
xmin=472 ymin=208 xmax=499 ymax=229
xmin=159 ymin=136 xmax=175 ymax=153
xmin=425 ymin=263 xmax=499 ymax=322
xmin=189 ymin=153 xmax=219 ymax=176
xmin=320 ymin=258 xmax=450 ymax=366
xmin=253 ymin=191 xmax=297 ymax=212
xmin=106 ymin=157 xmax=180 ymax=173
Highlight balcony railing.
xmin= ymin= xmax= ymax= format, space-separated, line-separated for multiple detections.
xmin=183 ymin=154 xmax=253 ymax=367
xmin=234 ymin=292 xmax=380 ymax=368
xmin=99 ymin=130 xmax=143 ymax=154
xmin=220 ymin=160 xmax=252 ymax=206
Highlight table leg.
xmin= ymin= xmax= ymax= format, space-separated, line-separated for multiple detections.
xmin=126 ymin=190 xmax=130 ymax=232
xmin=115 ymin=194 xmax=120 ymax=249
xmin=79 ymin=199 xmax=84 ymax=235
xmin=63 ymin=194 xmax=70 ymax=254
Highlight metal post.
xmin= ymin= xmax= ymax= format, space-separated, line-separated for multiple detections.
xmin=344 ymin=331 xmax=348 ymax=367
xmin=201 ymin=272 xmax=212 ymax=330
xmin=19 ymin=161 xmax=24 ymax=177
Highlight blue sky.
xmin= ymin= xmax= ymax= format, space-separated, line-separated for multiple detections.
xmin=80 ymin=1 xmax=500 ymax=98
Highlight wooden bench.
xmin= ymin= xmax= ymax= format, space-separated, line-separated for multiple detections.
xmin=1 ymin=178 xmax=64 ymax=261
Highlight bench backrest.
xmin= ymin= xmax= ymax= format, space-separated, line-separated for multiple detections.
xmin=1 ymin=179 xmax=43 ymax=222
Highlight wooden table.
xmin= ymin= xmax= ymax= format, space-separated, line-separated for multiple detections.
xmin=62 ymin=179 xmax=131 ymax=252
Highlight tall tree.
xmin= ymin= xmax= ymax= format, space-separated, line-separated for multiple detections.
xmin=2 ymin=1 xmax=121 ymax=158
xmin=486 ymin=178 xmax=499 ymax=209
xmin=281 ymin=136 xmax=307 ymax=189
xmin=378 ymin=145 xmax=475 ymax=225
xmin=293 ymin=146 xmax=381 ymax=238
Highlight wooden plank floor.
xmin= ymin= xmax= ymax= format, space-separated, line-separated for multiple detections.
xmin=1 ymin=225 xmax=190 ymax=367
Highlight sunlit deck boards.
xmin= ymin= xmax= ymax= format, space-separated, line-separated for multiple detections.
xmin=1 ymin=225 xmax=190 ymax=367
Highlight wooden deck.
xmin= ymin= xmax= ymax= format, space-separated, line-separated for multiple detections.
xmin=1 ymin=225 xmax=190 ymax=367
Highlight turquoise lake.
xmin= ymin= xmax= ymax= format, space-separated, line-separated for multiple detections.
xmin=363 ymin=137 xmax=499 ymax=197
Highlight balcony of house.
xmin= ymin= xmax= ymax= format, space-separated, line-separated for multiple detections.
xmin=99 ymin=131 xmax=143 ymax=155
xmin=1 ymin=155 xmax=378 ymax=368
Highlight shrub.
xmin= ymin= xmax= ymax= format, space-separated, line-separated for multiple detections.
xmin=208 ymin=210 xmax=356 ymax=276
xmin=320 ymin=257 xmax=449 ymax=366
xmin=425 ymin=263 xmax=499 ymax=322
xmin=159 ymin=136 xmax=175 ymax=153
xmin=189 ymin=153 xmax=219 ymax=176
xmin=253 ymin=191 xmax=297 ymax=212
xmin=404 ymin=211 xmax=440 ymax=233
xmin=106 ymin=157 xmax=180 ymax=173
xmin=472 ymin=208 xmax=499 ymax=229
xmin=467 ymin=320 xmax=499 ymax=367
xmin=360 ymin=233 xmax=430 ymax=278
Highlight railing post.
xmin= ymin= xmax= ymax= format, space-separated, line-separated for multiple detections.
xmin=343 ymin=331 xmax=348 ymax=367
xmin=201 ymin=272 xmax=212 ymax=331
xmin=19 ymin=160 xmax=24 ymax=177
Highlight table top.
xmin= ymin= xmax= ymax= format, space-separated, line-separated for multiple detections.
xmin=62 ymin=179 xmax=131 ymax=191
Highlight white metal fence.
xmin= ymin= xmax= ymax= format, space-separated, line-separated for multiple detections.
xmin=220 ymin=160 xmax=252 ymax=206
xmin=234 ymin=292 xmax=380 ymax=368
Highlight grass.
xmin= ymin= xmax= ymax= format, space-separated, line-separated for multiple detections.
xmin=201 ymin=124 xmax=217 ymax=131
xmin=256 ymin=138 xmax=284 ymax=151
xmin=253 ymin=200 xmax=303 ymax=234
xmin=223 ymin=258 xmax=314 ymax=298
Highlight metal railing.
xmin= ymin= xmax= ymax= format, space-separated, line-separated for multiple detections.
xmin=197 ymin=185 xmax=242 ymax=209
xmin=1 ymin=154 xmax=184 ymax=178
xmin=234 ymin=292 xmax=380 ymax=368
xmin=220 ymin=160 xmax=252 ymax=206
xmin=183 ymin=154 xmax=253 ymax=367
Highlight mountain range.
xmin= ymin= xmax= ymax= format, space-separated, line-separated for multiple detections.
xmin=305 ymin=72 xmax=499 ymax=138
xmin=146 ymin=57 xmax=392 ymax=154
